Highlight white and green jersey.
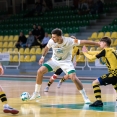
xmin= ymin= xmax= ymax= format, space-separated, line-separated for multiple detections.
xmin=47 ymin=36 xmax=80 ymax=61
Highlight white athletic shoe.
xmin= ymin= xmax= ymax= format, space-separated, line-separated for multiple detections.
xmin=57 ymin=81 xmax=62 ymax=88
xmin=30 ymin=92 xmax=40 ymax=100
xmin=44 ymin=86 xmax=49 ymax=92
xmin=84 ymin=97 xmax=91 ymax=104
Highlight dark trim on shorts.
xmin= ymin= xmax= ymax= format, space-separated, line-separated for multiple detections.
xmin=98 ymin=77 xmax=105 ymax=85
xmin=43 ymin=63 xmax=53 ymax=72
xmin=68 ymin=70 xmax=76 ymax=74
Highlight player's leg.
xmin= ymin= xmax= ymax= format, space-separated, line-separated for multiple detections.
xmin=30 ymin=60 xmax=59 ymax=100
xmin=90 ymin=73 xmax=111 ymax=107
xmin=0 ymin=85 xmax=19 ymax=114
xmin=44 ymin=68 xmax=63 ymax=92
xmin=89 ymin=79 xmax=103 ymax=107
xmin=57 ymin=74 xmax=69 ymax=88
xmin=69 ymin=73 xmax=90 ymax=103
xmin=30 ymin=66 xmax=48 ymax=100
xmin=112 ymin=83 xmax=117 ymax=107
xmin=60 ymin=60 xmax=90 ymax=103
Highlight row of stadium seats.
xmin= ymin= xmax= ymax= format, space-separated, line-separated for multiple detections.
xmin=0 ymin=39 xmax=117 ymax=48
xmin=0 ymin=35 xmax=27 ymax=41
xmin=0 ymin=20 xmax=90 ymax=29
xmin=10 ymin=55 xmax=36 ymax=62
xmin=76 ymin=55 xmax=95 ymax=62
xmin=88 ymin=32 xmax=117 ymax=39
xmin=0 ymin=48 xmax=43 ymax=54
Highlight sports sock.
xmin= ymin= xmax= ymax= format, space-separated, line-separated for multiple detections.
xmin=79 ymin=89 xmax=88 ymax=99
xmin=0 ymin=91 xmax=7 ymax=104
xmin=35 ymin=84 xmax=41 ymax=93
xmin=92 ymin=84 xmax=102 ymax=101
xmin=60 ymin=77 xmax=66 ymax=82
xmin=47 ymin=81 xmax=52 ymax=87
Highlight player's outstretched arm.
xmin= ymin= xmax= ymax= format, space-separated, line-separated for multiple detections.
xmin=82 ymin=46 xmax=96 ymax=60
xmin=39 ymin=46 xmax=50 ymax=65
xmin=80 ymin=40 xmax=100 ymax=46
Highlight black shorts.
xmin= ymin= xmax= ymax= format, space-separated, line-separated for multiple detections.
xmin=54 ymin=68 xmax=63 ymax=75
xmin=98 ymin=73 xmax=117 ymax=85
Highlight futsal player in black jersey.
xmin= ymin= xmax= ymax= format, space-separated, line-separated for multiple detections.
xmin=82 ymin=36 xmax=117 ymax=107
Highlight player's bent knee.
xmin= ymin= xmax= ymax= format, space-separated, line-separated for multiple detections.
xmin=37 ymin=66 xmax=48 ymax=75
xmin=92 ymin=79 xmax=99 ymax=85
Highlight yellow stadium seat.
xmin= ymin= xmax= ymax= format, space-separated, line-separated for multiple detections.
xmin=48 ymin=34 xmax=51 ymax=38
xmin=13 ymin=55 xmax=19 ymax=62
xmin=90 ymin=47 xmax=95 ymax=51
xmin=95 ymin=39 xmax=99 ymax=42
xmin=97 ymin=32 xmax=104 ymax=39
xmin=8 ymin=35 xmax=14 ymax=41
xmin=36 ymin=48 xmax=42 ymax=54
xmin=3 ymin=36 xmax=9 ymax=41
xmin=20 ymin=55 xmax=24 ymax=62
xmin=24 ymin=48 xmax=30 ymax=54
xmin=19 ymin=48 xmax=24 ymax=54
xmin=0 ymin=42 xmax=3 ymax=47
xmin=10 ymin=55 xmax=13 ymax=61
xmin=8 ymin=42 xmax=14 ymax=48
xmin=30 ymin=48 xmax=36 ymax=54
xmin=76 ymin=55 xmax=85 ymax=62
xmin=64 ymin=33 xmax=69 ymax=37
xmin=0 ymin=48 xmax=2 ymax=53
xmin=110 ymin=39 xmax=114 ymax=46
xmin=3 ymin=42 xmax=8 ymax=48
xmin=26 ymin=35 xmax=29 ymax=38
xmin=111 ymin=32 xmax=117 ymax=39
xmin=24 ymin=55 xmax=30 ymax=62
xmin=14 ymin=35 xmax=18 ymax=41
xmin=104 ymin=32 xmax=110 ymax=37
xmin=88 ymin=32 xmax=97 ymax=40
xmin=8 ymin=48 xmax=13 ymax=52
xmin=2 ymin=48 xmax=7 ymax=53
xmin=111 ymin=47 xmax=116 ymax=50
xmin=0 ymin=36 xmax=3 ymax=41
xmin=13 ymin=48 xmax=18 ymax=52
xmin=96 ymin=47 xmax=101 ymax=51
xmin=30 ymin=55 xmax=36 ymax=62
xmin=113 ymin=40 xmax=117 ymax=46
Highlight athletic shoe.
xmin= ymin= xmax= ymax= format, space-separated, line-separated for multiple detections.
xmin=84 ymin=97 xmax=91 ymax=104
xmin=89 ymin=100 xmax=103 ymax=107
xmin=3 ymin=106 xmax=19 ymax=114
xmin=44 ymin=86 xmax=49 ymax=92
xmin=57 ymin=81 xmax=62 ymax=88
xmin=30 ymin=92 xmax=40 ymax=100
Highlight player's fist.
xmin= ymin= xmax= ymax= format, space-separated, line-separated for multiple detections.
xmin=39 ymin=58 xmax=44 ymax=65
xmin=82 ymin=45 xmax=88 ymax=53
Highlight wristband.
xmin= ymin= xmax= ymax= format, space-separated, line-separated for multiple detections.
xmin=41 ymin=56 xmax=45 ymax=59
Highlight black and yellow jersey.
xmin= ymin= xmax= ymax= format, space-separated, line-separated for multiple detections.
xmin=84 ymin=48 xmax=117 ymax=73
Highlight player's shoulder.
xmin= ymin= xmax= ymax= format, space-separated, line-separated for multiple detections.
xmin=48 ymin=38 xmax=54 ymax=43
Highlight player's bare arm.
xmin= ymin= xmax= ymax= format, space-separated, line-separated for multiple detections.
xmin=82 ymin=45 xmax=97 ymax=60
xmin=80 ymin=40 xmax=100 ymax=46
xmin=39 ymin=46 xmax=50 ymax=65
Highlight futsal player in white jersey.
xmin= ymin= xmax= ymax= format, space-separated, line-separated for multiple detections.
xmin=30 ymin=28 xmax=99 ymax=103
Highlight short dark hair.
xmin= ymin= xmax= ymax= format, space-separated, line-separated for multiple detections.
xmin=100 ymin=37 xmax=111 ymax=46
xmin=51 ymin=28 xmax=62 ymax=36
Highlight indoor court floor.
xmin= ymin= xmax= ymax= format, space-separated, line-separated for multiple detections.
xmin=0 ymin=77 xmax=117 ymax=117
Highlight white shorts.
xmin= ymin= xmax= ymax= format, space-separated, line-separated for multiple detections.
xmin=43 ymin=59 xmax=75 ymax=74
